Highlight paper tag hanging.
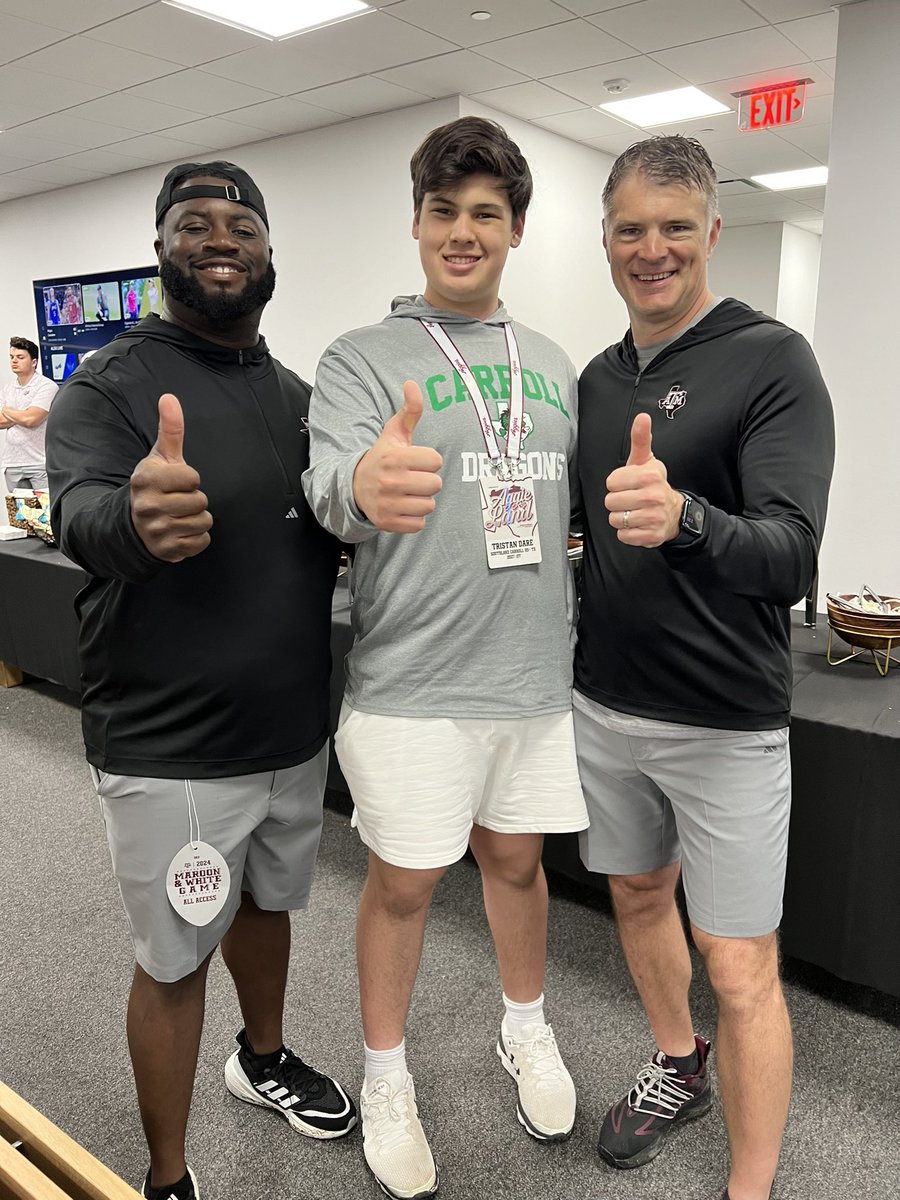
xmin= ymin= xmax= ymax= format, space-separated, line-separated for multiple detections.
xmin=479 ymin=474 xmax=542 ymax=569
xmin=166 ymin=840 xmax=231 ymax=926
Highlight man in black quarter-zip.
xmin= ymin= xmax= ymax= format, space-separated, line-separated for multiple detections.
xmin=46 ymin=162 xmax=356 ymax=1200
xmin=574 ymin=136 xmax=834 ymax=1200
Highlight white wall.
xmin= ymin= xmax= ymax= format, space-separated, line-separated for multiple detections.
xmin=813 ymin=0 xmax=900 ymax=599
xmin=776 ymin=224 xmax=821 ymax=344
xmin=708 ymin=222 xmax=783 ymax=316
xmin=0 ymin=96 xmax=625 ymax=489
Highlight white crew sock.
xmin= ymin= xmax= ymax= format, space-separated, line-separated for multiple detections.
xmin=502 ymin=992 xmax=546 ymax=1038
xmin=364 ymin=1039 xmax=408 ymax=1087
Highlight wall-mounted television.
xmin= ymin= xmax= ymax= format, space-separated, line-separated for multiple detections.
xmin=32 ymin=266 xmax=163 ymax=381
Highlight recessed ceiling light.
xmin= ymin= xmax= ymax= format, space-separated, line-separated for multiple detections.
xmin=751 ymin=166 xmax=828 ymax=190
xmin=162 ymin=0 xmax=373 ymax=40
xmin=470 ymin=10 xmax=492 ymax=19
xmin=596 ymin=86 xmax=731 ymax=128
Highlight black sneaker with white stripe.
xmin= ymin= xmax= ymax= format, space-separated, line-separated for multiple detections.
xmin=141 ymin=1167 xmax=199 ymax=1200
xmin=224 ymin=1028 xmax=357 ymax=1139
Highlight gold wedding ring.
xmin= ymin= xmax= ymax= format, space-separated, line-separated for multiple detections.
xmin=622 ymin=510 xmax=631 ymax=529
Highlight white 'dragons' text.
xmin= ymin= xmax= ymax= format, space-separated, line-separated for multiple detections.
xmin=460 ymin=451 xmax=566 ymax=482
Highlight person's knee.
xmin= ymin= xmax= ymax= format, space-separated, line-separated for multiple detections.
xmin=470 ymin=829 xmax=543 ymax=889
xmin=694 ymin=929 xmax=782 ymax=1014
xmin=365 ymin=858 xmax=444 ymax=919
xmin=608 ymin=863 xmax=680 ymax=921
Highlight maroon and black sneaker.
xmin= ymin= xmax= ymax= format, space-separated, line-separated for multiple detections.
xmin=597 ymin=1035 xmax=712 ymax=1169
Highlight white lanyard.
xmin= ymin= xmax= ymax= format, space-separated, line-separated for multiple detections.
xmin=420 ymin=318 xmax=525 ymax=478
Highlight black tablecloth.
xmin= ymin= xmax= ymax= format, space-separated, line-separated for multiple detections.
xmin=2 ymin=541 xmax=898 ymax=997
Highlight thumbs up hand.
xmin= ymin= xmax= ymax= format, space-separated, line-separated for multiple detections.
xmin=130 ymin=393 xmax=213 ymax=561
xmin=604 ymin=413 xmax=683 ymax=547
xmin=352 ymin=381 xmax=444 ymax=533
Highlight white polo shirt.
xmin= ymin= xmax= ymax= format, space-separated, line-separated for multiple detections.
xmin=1 ymin=370 xmax=58 ymax=471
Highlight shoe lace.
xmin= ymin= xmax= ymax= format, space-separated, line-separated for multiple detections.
xmin=517 ymin=1025 xmax=568 ymax=1091
xmin=269 ymin=1048 xmax=327 ymax=1103
xmin=627 ymin=1056 xmax=693 ymax=1119
xmin=365 ymin=1077 xmax=418 ymax=1151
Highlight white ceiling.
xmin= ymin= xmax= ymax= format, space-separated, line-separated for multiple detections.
xmin=0 ymin=0 xmax=845 ymax=231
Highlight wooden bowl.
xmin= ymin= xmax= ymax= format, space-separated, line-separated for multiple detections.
xmin=827 ymin=593 xmax=900 ymax=649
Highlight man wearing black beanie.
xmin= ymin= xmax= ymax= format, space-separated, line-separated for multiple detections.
xmin=47 ymin=162 xmax=357 ymax=1200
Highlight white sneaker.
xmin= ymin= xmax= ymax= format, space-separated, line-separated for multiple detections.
xmin=361 ymin=1070 xmax=439 ymax=1199
xmin=496 ymin=1021 xmax=576 ymax=1141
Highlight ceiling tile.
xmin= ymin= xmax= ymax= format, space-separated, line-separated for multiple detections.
xmin=15 ymin=112 xmax=143 ymax=149
xmin=0 ymin=65 xmax=111 ymax=117
xmin=469 ymin=80 xmax=582 ymax=120
xmin=83 ymin=3 xmax=263 ymax=65
xmin=581 ymin=130 xmax=647 ymax=158
xmin=67 ymin=93 xmax=204 ymax=134
xmin=385 ymin=0 xmax=572 ymax=47
xmin=0 ymin=14 xmax=69 ymax=65
xmin=0 ymin=129 xmax=84 ymax=161
xmin=815 ymin=58 xmax=835 ymax=79
xmin=15 ymin=38 xmax=181 ymax=90
xmin=220 ymin=97 xmax=346 ymax=136
xmin=587 ymin=0 xmax=766 ymax=54
xmin=652 ymin=26 xmax=808 ymax=84
xmin=718 ymin=192 xmax=811 ymax=217
xmin=57 ymin=146 xmax=157 ymax=173
xmin=201 ymin=12 xmax=456 ymax=94
xmin=779 ymin=184 xmax=826 ymax=208
xmin=294 ymin=76 xmax=430 ymax=118
xmin=740 ymin=0 xmax=833 ymax=18
xmin=377 ymin=50 xmax=528 ymax=98
xmin=551 ymin=0 xmax=645 ymax=13
xmin=547 ymin=55 xmax=687 ymax=107
xmin=0 ymin=153 xmax=44 ymax=172
xmin=4 ymin=160 xmax=102 ymax=186
xmin=111 ymin=130 xmax=217 ymax=164
xmin=644 ymin=110 xmax=741 ymax=143
xmin=776 ymin=11 xmax=838 ymax=61
xmin=792 ymin=92 xmax=832 ymax=126
xmin=476 ymin=20 xmax=636 ymax=77
xmin=159 ymin=116 xmax=275 ymax=152
xmin=0 ymin=1 xmax=149 ymax=33
xmin=772 ymin=120 xmax=829 ymax=161
xmin=127 ymin=70 xmax=279 ymax=117
xmin=709 ymin=130 xmax=820 ymax=176
xmin=534 ymin=106 xmax=633 ymax=140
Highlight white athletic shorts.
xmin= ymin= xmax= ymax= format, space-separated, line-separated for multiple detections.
xmin=91 ymin=748 xmax=328 ymax=983
xmin=574 ymin=707 xmax=791 ymax=938
xmin=335 ymin=705 xmax=589 ymax=870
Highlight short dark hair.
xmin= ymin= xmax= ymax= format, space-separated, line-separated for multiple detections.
xmin=9 ymin=336 xmax=38 ymax=361
xmin=410 ymin=117 xmax=533 ymax=220
xmin=603 ymin=135 xmax=718 ymax=226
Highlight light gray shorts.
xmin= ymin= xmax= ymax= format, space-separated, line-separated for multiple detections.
xmin=335 ymin=705 xmax=588 ymax=870
xmin=91 ymin=748 xmax=328 ymax=983
xmin=573 ymin=709 xmax=791 ymax=938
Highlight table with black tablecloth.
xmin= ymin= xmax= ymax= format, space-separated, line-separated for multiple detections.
xmin=2 ymin=540 xmax=897 ymax=997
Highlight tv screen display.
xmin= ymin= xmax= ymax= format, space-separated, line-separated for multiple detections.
xmin=33 ymin=265 xmax=163 ymax=381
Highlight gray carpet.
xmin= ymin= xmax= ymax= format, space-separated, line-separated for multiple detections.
xmin=1 ymin=679 xmax=898 ymax=1200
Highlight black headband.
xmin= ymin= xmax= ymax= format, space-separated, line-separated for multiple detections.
xmin=155 ymin=161 xmax=269 ymax=229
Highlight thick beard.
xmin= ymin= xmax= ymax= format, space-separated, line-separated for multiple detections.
xmin=159 ymin=253 xmax=276 ymax=326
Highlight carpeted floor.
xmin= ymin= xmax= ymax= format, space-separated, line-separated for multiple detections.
xmin=1 ymin=679 xmax=898 ymax=1199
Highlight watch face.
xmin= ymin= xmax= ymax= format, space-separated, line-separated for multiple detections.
xmin=683 ymin=496 xmax=705 ymax=536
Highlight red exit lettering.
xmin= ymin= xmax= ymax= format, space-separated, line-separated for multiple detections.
xmin=738 ymin=81 xmax=807 ymax=132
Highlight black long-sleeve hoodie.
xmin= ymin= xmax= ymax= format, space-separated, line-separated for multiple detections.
xmin=575 ymin=299 xmax=834 ymax=730
xmin=47 ymin=315 xmax=340 ymax=777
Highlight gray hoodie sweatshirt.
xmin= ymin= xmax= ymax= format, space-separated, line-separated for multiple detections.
xmin=302 ymin=295 xmax=578 ymax=719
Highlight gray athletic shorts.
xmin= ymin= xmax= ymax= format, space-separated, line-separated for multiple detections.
xmin=573 ymin=709 xmax=791 ymax=938
xmin=91 ymin=748 xmax=328 ymax=983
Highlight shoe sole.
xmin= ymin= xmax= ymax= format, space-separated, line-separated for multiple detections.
xmin=598 ymin=1090 xmax=713 ymax=1170
xmin=223 ymin=1052 xmax=357 ymax=1140
xmin=367 ymin=1159 xmax=440 ymax=1200
xmin=496 ymin=1041 xmax=574 ymax=1143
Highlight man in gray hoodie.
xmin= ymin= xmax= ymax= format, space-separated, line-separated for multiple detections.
xmin=303 ymin=116 xmax=587 ymax=1199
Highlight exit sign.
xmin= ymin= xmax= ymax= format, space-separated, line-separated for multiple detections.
xmin=736 ymin=79 xmax=810 ymax=131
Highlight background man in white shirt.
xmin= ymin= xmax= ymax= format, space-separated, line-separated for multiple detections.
xmin=1 ymin=336 xmax=58 ymax=493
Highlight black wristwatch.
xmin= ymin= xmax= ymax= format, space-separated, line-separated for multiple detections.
xmin=679 ymin=492 xmax=706 ymax=538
